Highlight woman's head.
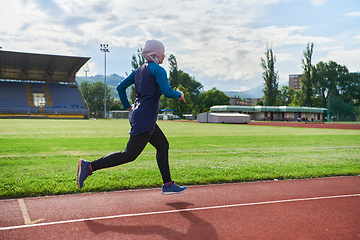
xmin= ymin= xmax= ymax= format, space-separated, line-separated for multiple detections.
xmin=142 ymin=40 xmax=165 ymax=64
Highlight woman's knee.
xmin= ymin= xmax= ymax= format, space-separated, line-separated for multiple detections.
xmin=124 ymin=149 xmax=140 ymax=162
xmin=158 ymin=139 xmax=169 ymax=152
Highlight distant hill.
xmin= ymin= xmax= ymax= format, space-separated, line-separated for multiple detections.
xmin=76 ymin=75 xmax=288 ymax=100
xmin=76 ymin=74 xmax=125 ymax=99
xmin=224 ymin=85 xmax=263 ymax=98
xmin=224 ymin=82 xmax=288 ymax=99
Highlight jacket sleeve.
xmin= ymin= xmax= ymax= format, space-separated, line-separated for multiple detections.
xmin=116 ymin=71 xmax=135 ymax=110
xmin=149 ymin=63 xmax=181 ymax=99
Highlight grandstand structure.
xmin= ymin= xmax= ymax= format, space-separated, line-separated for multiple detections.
xmin=0 ymin=50 xmax=90 ymax=119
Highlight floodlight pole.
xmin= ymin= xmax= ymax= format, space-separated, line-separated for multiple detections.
xmin=100 ymin=44 xmax=109 ymax=118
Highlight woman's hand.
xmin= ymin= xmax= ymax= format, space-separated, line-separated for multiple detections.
xmin=179 ymin=91 xmax=186 ymax=103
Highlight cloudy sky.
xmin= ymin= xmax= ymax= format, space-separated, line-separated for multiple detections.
xmin=1 ymin=0 xmax=359 ymax=91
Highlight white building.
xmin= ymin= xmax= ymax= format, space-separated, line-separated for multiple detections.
xmin=197 ymin=112 xmax=251 ymax=124
xmin=209 ymin=105 xmax=327 ymax=121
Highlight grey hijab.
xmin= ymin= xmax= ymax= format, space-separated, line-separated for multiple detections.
xmin=142 ymin=40 xmax=164 ymax=64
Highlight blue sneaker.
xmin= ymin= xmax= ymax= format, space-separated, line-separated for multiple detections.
xmin=162 ymin=181 xmax=186 ymax=195
xmin=77 ymin=158 xmax=92 ymax=189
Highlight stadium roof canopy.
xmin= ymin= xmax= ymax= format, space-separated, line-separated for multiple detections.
xmin=210 ymin=105 xmax=327 ymax=113
xmin=0 ymin=50 xmax=90 ymax=83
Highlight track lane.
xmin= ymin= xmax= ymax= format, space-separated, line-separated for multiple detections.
xmin=1 ymin=176 xmax=359 ymax=239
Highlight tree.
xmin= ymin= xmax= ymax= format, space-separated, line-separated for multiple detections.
xmin=289 ymin=89 xmax=304 ymax=106
xmin=199 ymin=87 xmax=230 ymax=111
xmin=343 ymin=72 xmax=360 ymax=103
xmin=332 ymin=63 xmax=350 ymax=101
xmin=131 ymin=48 xmax=145 ymax=70
xmin=278 ymin=86 xmax=295 ymax=106
xmin=168 ymin=54 xmax=203 ymax=113
xmin=178 ymin=70 xmax=203 ymax=105
xmin=167 ymin=84 xmax=193 ymax=117
xmin=158 ymin=95 xmax=168 ymax=111
xmin=261 ymin=46 xmax=279 ymax=106
xmin=301 ymin=42 xmax=314 ymax=106
xmin=328 ymin=96 xmax=356 ymax=121
xmin=312 ymin=61 xmax=334 ymax=108
xmin=129 ymin=48 xmax=145 ymax=104
xmin=255 ymin=100 xmax=263 ymax=106
xmin=312 ymin=61 xmax=351 ymax=109
xmin=110 ymin=100 xmax=123 ymax=111
xmin=168 ymin=54 xmax=179 ymax=88
xmin=80 ymin=81 xmax=113 ymax=112
xmin=240 ymin=97 xmax=247 ymax=103
xmin=313 ymin=61 xmax=329 ymax=108
xmin=129 ymin=85 xmax=137 ymax=104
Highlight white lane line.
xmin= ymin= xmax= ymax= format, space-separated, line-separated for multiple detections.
xmin=17 ymin=199 xmax=45 ymax=225
xmin=2 ymin=193 xmax=359 ymax=231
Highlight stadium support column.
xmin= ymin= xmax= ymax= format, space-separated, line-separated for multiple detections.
xmin=100 ymin=44 xmax=109 ymax=118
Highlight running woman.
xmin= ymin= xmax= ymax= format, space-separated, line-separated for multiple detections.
xmin=77 ymin=40 xmax=186 ymax=194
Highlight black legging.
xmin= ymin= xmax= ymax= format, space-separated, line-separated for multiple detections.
xmin=90 ymin=124 xmax=171 ymax=183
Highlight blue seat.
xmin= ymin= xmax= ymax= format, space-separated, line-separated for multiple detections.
xmin=0 ymin=81 xmax=86 ymax=115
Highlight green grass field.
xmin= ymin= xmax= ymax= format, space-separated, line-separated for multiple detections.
xmin=0 ymin=119 xmax=359 ymax=199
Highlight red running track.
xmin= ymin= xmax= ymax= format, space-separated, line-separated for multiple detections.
xmin=249 ymin=121 xmax=360 ymax=130
xmin=174 ymin=120 xmax=360 ymax=130
xmin=1 ymin=176 xmax=359 ymax=239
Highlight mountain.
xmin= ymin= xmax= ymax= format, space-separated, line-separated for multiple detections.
xmin=76 ymin=74 xmax=288 ymax=100
xmin=76 ymin=73 xmax=125 ymax=86
xmin=224 ymin=85 xmax=263 ymax=98
xmin=224 ymin=82 xmax=288 ymax=99
xmin=76 ymin=74 xmax=125 ymax=99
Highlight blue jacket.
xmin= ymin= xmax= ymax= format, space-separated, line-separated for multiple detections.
xmin=117 ymin=62 xmax=181 ymax=135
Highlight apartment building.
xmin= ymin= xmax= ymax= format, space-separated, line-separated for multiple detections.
xmin=289 ymin=74 xmax=302 ymax=90
xmin=230 ymin=96 xmax=246 ymax=106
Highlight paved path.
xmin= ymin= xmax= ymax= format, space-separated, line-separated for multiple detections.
xmin=1 ymin=176 xmax=359 ymax=239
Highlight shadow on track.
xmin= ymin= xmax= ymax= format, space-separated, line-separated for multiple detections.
xmin=85 ymin=201 xmax=218 ymax=240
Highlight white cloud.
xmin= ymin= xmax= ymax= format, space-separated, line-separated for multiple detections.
xmin=347 ymin=11 xmax=360 ymax=17
xmin=1 ymin=0 xmax=359 ymax=91
xmin=165 ymin=24 xmax=331 ymax=84
xmin=278 ymin=72 xmax=290 ymax=85
xmin=310 ymin=0 xmax=328 ymax=5
xmin=323 ymin=47 xmax=360 ymax=72
xmin=77 ymin=62 xmax=98 ymax=77
xmin=276 ymin=53 xmax=294 ymax=62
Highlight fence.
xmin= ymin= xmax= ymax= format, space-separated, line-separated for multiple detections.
xmin=109 ymin=110 xmax=129 ymax=119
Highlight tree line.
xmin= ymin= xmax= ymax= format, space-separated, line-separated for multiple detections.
xmin=79 ymin=43 xmax=359 ymax=120
xmin=260 ymin=43 xmax=360 ymax=120
xmin=79 ymin=81 xmax=122 ymax=114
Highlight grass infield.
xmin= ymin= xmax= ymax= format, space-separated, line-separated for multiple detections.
xmin=0 ymin=119 xmax=359 ymax=199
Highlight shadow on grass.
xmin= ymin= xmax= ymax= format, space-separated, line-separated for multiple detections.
xmin=85 ymin=201 xmax=219 ymax=240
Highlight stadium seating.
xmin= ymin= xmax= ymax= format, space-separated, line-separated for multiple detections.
xmin=30 ymin=83 xmax=45 ymax=93
xmin=0 ymin=81 xmax=87 ymax=116
xmin=45 ymin=83 xmax=86 ymax=114
xmin=0 ymin=81 xmax=39 ymax=113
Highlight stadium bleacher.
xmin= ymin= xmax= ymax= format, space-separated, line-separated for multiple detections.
xmin=45 ymin=83 xmax=87 ymax=114
xmin=0 ymin=50 xmax=90 ymax=118
xmin=0 ymin=81 xmax=88 ymax=117
xmin=0 ymin=81 xmax=39 ymax=114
